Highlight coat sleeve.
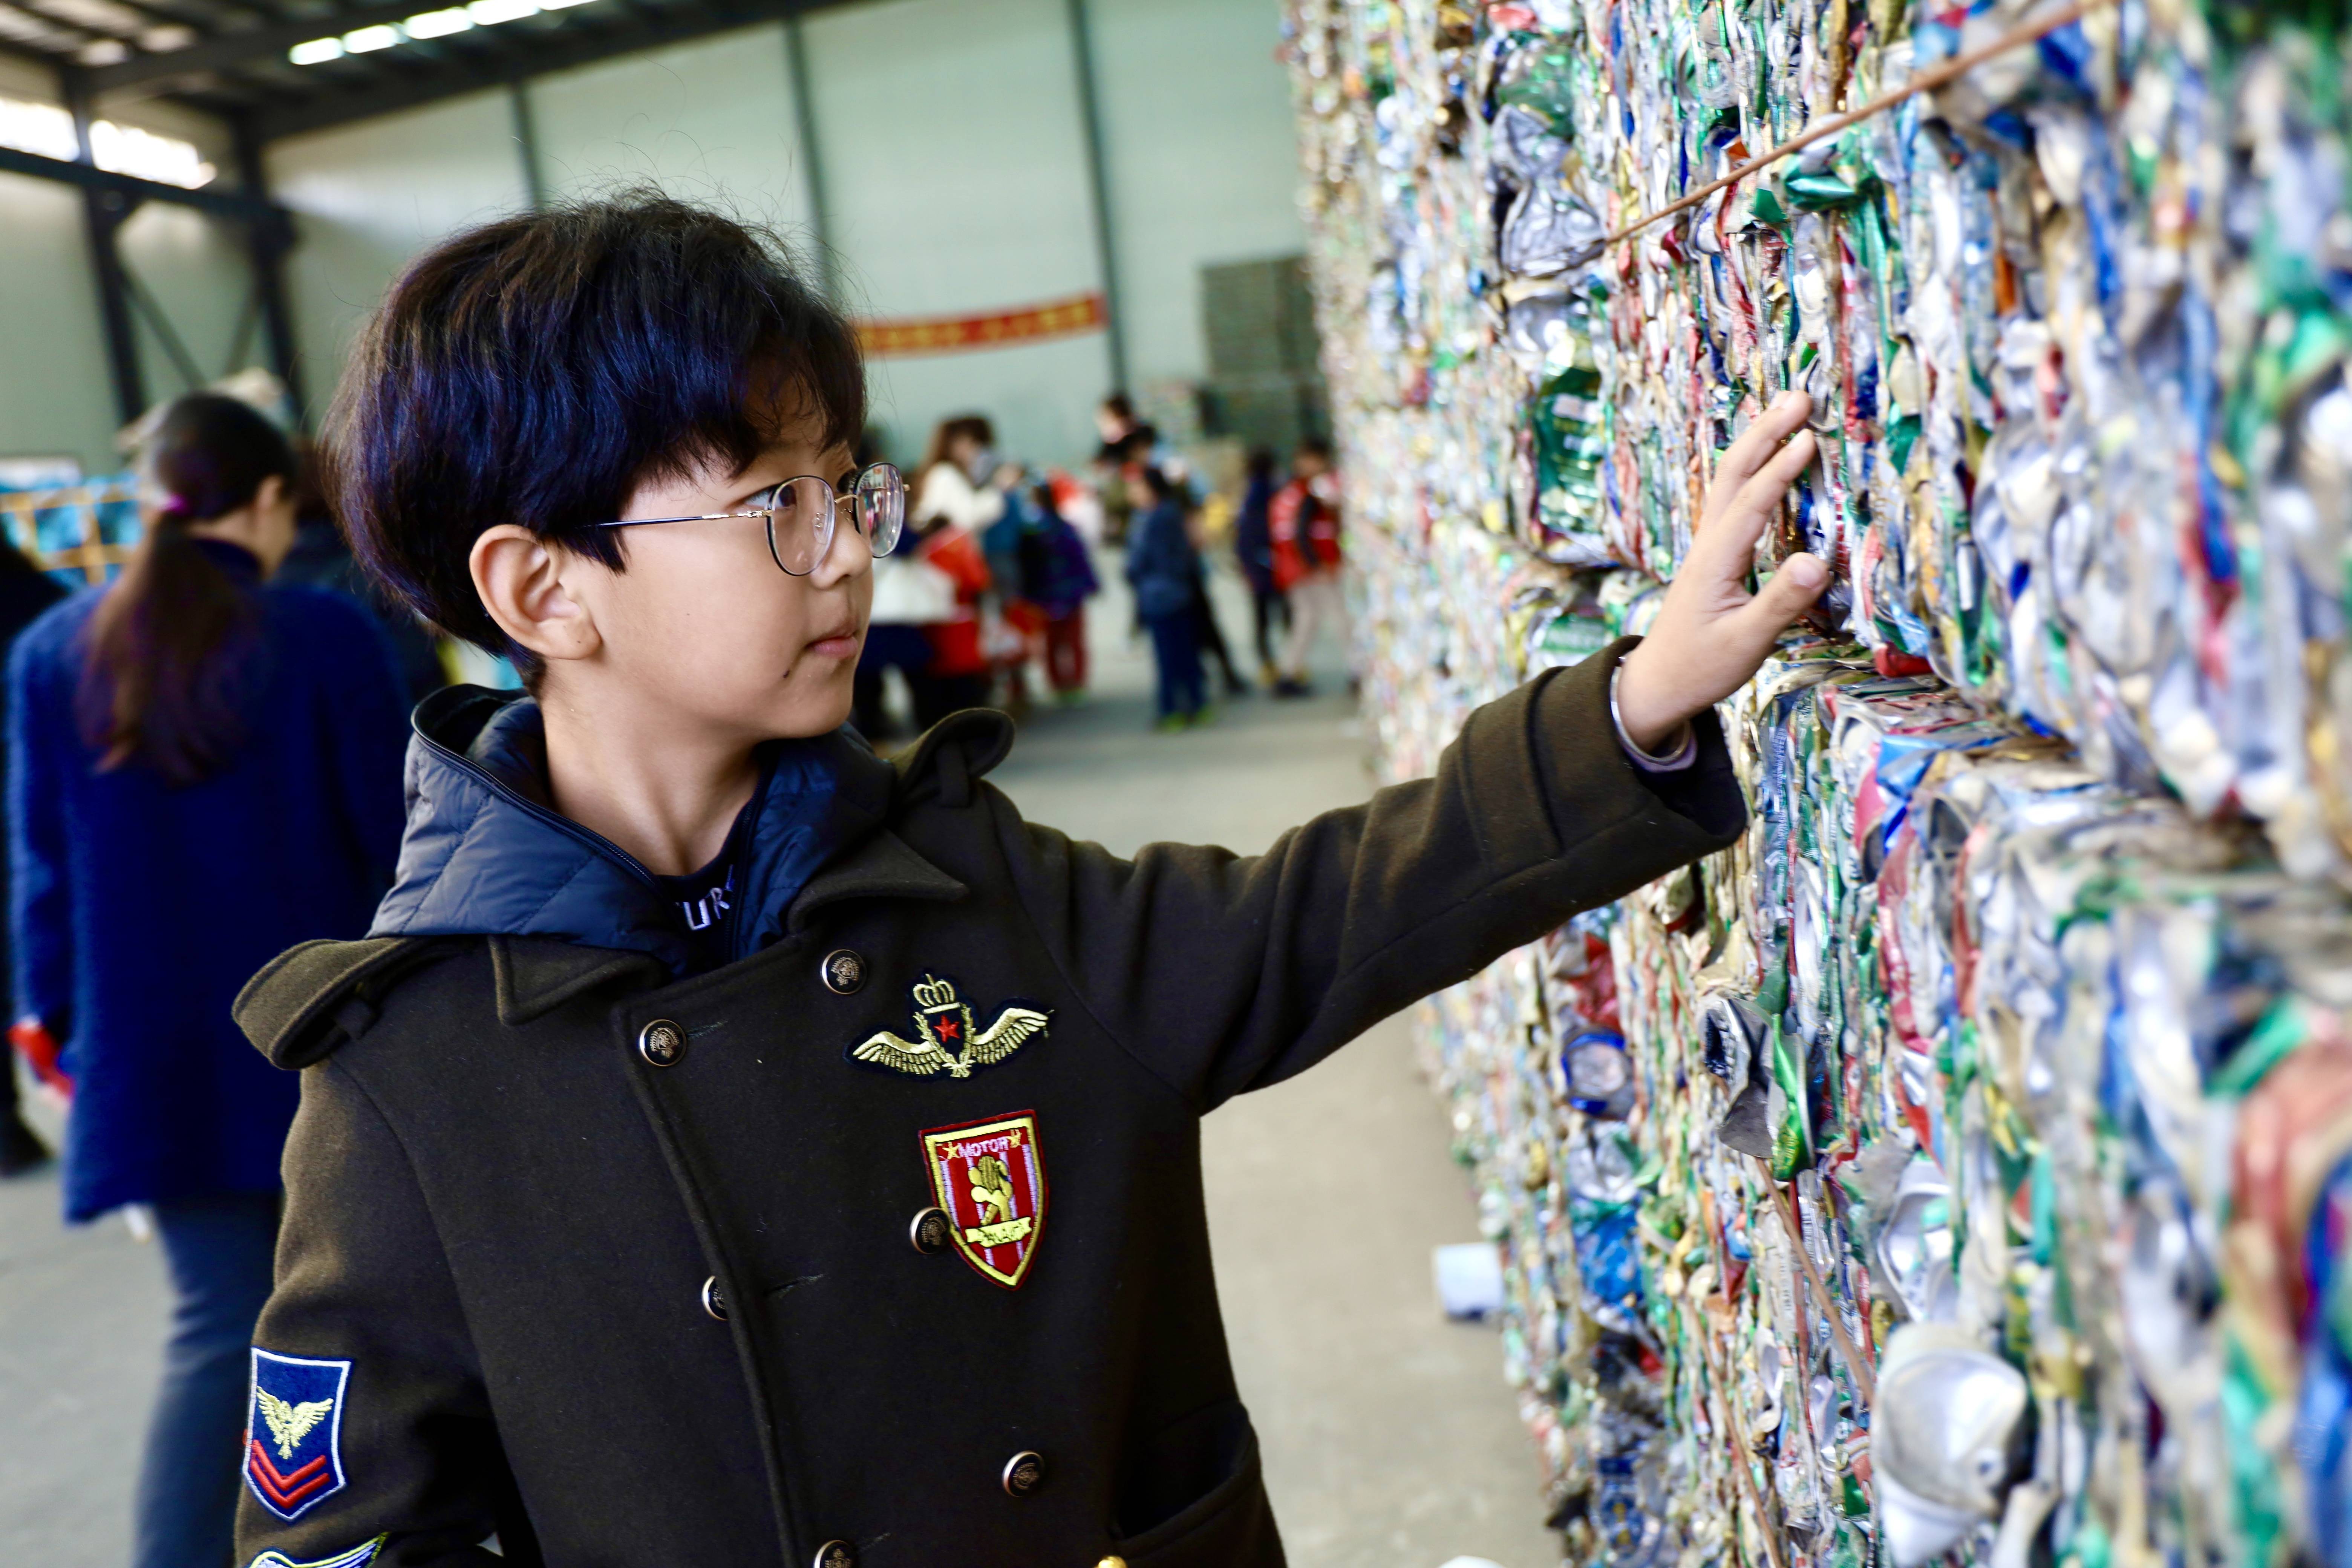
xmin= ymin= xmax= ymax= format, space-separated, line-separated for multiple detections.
xmin=994 ymin=639 xmax=1747 ymax=1111
xmin=236 ymin=1058 xmax=519 ymax=1568
xmin=8 ymin=624 xmax=74 ymax=1035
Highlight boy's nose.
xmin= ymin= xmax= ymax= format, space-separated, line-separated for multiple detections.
xmin=813 ymin=519 xmax=874 ymax=584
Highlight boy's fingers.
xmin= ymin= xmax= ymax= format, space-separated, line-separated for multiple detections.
xmin=1735 ymin=429 xmax=1819 ymax=519
xmin=1703 ymin=393 xmax=1811 ymax=527
xmin=1724 ymin=552 xmax=1830 ymax=648
xmin=1692 ymin=430 xmax=1818 ymax=580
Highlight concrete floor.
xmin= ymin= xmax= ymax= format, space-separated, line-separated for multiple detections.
xmin=0 ymin=561 xmax=1559 ymax=1568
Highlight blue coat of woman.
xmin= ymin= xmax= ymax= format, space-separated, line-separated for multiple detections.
xmin=1124 ymin=499 xmax=1198 ymax=622
xmin=8 ymin=542 xmax=409 ymax=1221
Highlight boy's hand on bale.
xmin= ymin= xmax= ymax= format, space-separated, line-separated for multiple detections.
xmin=1614 ymin=390 xmax=1826 ymax=753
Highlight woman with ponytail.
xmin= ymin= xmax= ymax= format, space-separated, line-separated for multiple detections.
xmin=6 ymin=392 xmax=409 ymax=1568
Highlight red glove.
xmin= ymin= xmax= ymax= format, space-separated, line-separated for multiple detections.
xmin=10 ymin=1017 xmax=70 ymax=1097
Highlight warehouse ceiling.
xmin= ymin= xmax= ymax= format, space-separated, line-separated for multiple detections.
xmin=0 ymin=0 xmax=841 ymax=141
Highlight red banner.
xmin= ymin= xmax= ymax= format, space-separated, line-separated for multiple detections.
xmin=857 ymin=292 xmax=1106 ymax=358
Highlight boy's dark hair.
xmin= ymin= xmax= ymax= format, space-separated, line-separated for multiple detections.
xmin=328 ymin=194 xmax=864 ymax=673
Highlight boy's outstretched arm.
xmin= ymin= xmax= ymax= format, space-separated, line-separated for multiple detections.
xmin=991 ymin=394 xmax=1824 ymax=1111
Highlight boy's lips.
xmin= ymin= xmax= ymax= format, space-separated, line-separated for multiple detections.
xmin=806 ymin=625 xmax=862 ymax=660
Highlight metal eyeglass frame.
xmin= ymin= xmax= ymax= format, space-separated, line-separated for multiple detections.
xmin=592 ymin=462 xmax=906 ymax=576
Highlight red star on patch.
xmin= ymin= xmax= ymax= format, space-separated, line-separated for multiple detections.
xmin=936 ymin=1018 xmax=961 ymax=1040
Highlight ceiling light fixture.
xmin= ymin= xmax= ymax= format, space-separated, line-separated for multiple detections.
xmin=287 ymin=36 xmax=344 ymax=64
xmin=403 ymin=7 xmax=473 ymax=37
xmin=466 ymin=0 xmax=539 ymax=22
xmin=0 ymin=93 xmax=216 ymax=187
xmin=341 ymin=22 xmax=403 ymax=51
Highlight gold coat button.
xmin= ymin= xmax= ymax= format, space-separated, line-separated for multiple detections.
xmin=637 ymin=1019 xmax=685 ymax=1067
xmin=909 ymin=1207 xmax=952 ymax=1254
xmin=700 ymin=1276 xmax=728 ymax=1322
xmin=1098 ymin=1559 xmax=1127 ymax=1568
xmin=1001 ymin=1449 xmax=1044 ymax=1496
xmin=820 ymin=949 xmax=867 ymax=994
xmin=813 ymin=1542 xmax=856 ymax=1568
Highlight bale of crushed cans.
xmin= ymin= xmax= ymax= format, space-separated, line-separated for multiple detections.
xmin=1283 ymin=0 xmax=2352 ymax=1564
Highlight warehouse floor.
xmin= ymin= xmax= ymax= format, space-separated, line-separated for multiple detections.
xmin=0 ymin=562 xmax=1558 ymax=1568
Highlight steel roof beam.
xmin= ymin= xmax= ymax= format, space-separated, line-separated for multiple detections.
xmin=0 ymin=139 xmax=286 ymax=222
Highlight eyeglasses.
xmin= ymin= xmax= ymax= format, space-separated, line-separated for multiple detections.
xmin=594 ymin=462 xmax=906 ymax=576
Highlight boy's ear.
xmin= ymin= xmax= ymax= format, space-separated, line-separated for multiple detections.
xmin=470 ymin=525 xmax=602 ymax=666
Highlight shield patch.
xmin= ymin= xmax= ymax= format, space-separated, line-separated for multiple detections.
xmin=245 ymin=1349 xmax=351 ymax=1521
xmin=920 ymin=1111 xmax=1049 ymax=1289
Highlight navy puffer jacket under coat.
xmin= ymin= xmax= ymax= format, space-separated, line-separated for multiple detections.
xmin=8 ymin=541 xmax=409 ymax=1221
xmin=368 ymin=686 xmax=854 ymax=976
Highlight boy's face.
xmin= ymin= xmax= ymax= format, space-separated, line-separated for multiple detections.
xmin=569 ymin=413 xmax=870 ymax=742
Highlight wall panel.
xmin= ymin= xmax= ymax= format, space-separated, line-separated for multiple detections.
xmin=117 ymin=203 xmax=266 ymax=409
xmin=803 ymin=0 xmax=1108 ymax=465
xmin=529 ymin=23 xmax=818 ymax=241
xmin=265 ymin=90 xmax=530 ymax=418
xmin=0 ymin=173 xmax=125 ymax=474
xmin=1087 ymin=0 xmax=1305 ymax=386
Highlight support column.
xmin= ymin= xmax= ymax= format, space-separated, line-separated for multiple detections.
xmin=1062 ymin=0 xmax=1129 ymax=393
xmin=782 ymin=11 xmax=838 ymax=303
xmin=232 ymin=116 xmax=309 ymax=430
xmin=62 ymin=67 xmax=147 ymax=429
xmin=509 ymin=79 xmax=545 ymax=211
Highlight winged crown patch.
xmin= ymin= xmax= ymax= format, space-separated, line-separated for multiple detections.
xmin=849 ymin=974 xmax=1049 ymax=1080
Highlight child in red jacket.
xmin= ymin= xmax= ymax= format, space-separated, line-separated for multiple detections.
xmin=1267 ymin=438 xmax=1345 ymax=697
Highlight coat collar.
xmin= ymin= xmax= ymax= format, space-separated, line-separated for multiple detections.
xmin=281 ymin=697 xmax=1019 ymax=1044
xmin=371 ymin=687 xmax=899 ymax=975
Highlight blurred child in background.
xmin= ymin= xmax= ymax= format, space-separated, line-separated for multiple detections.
xmin=1231 ymin=447 xmax=1286 ymax=689
xmin=1125 ymin=466 xmax=1205 ymax=731
xmin=1020 ymin=478 xmax=1099 ymax=703
xmin=0 ymin=532 xmax=62 ymax=1176
xmin=1269 ymin=437 xmax=1345 ymax=698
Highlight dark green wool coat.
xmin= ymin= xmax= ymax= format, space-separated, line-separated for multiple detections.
xmin=231 ymin=642 xmax=1744 ymax=1568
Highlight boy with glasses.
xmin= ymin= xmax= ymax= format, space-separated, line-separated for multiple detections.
xmin=233 ymin=195 xmax=1825 ymax=1568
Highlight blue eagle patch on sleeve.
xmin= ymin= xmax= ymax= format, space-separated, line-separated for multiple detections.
xmin=245 ymin=1349 xmax=352 ymax=1521
xmin=247 ymin=1537 xmax=386 ymax=1568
